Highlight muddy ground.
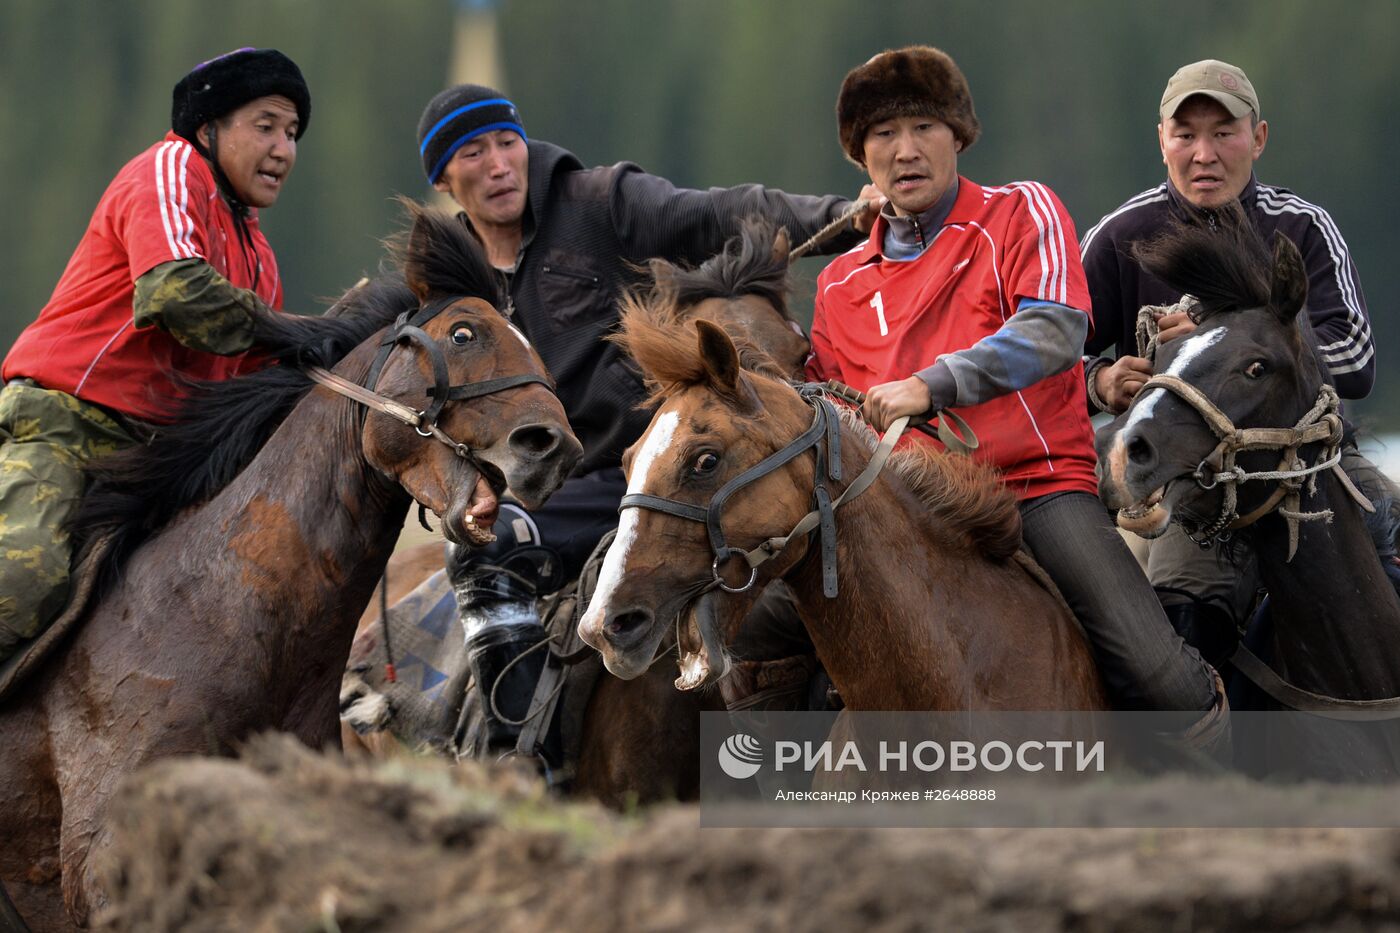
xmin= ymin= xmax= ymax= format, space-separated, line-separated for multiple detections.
xmin=93 ymin=735 xmax=1400 ymax=933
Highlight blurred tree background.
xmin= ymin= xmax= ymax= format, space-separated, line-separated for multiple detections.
xmin=3 ymin=0 xmax=1396 ymax=429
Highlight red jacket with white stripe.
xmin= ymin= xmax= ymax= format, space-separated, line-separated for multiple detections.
xmin=807 ymin=176 xmax=1099 ymax=500
xmin=3 ymin=131 xmax=282 ymax=422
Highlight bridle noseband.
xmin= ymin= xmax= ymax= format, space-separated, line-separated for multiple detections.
xmin=306 ymin=296 xmax=555 ymax=462
xmin=1136 ymin=374 xmax=1372 ymax=560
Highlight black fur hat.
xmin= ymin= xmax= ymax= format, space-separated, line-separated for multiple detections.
xmin=836 ymin=46 xmax=979 ymax=166
xmin=171 ymin=48 xmax=311 ymax=145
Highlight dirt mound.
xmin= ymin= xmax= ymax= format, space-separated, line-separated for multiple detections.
xmin=96 ymin=735 xmax=1400 ymax=932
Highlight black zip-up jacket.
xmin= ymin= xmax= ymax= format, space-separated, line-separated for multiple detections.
xmin=463 ymin=140 xmax=858 ymax=475
xmin=1080 ymin=174 xmax=1374 ymax=400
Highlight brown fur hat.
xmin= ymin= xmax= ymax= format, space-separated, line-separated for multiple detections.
xmin=837 ymin=46 xmax=980 ymax=166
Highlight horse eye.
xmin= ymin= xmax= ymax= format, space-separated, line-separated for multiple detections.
xmin=451 ymin=324 xmax=475 ymax=345
xmin=692 ymin=452 xmax=720 ymax=476
xmin=1244 ymin=360 xmax=1267 ymax=379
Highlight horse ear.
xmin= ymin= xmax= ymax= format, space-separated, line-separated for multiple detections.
xmin=695 ymin=319 xmax=759 ymax=412
xmin=403 ymin=211 xmax=435 ymax=305
xmin=1269 ymin=232 xmax=1307 ymax=322
xmin=770 ymin=227 xmax=791 ymax=265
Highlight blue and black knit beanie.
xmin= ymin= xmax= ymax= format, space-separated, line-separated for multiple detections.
xmin=418 ymin=84 xmax=526 ymax=184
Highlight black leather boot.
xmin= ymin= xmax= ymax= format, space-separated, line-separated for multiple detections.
xmin=450 ymin=549 xmax=548 ymax=753
xmin=1163 ymin=600 xmax=1240 ymax=670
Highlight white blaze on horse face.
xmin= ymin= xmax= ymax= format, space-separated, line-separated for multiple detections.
xmin=1107 ymin=326 xmax=1229 ymax=489
xmin=581 ymin=410 xmax=681 ymax=634
xmin=1123 ymin=326 xmax=1230 ymax=433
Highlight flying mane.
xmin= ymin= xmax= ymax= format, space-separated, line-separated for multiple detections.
xmin=71 ymin=201 xmax=503 ymax=590
xmin=645 ymin=217 xmax=794 ymax=321
xmin=1131 ymin=205 xmax=1274 ymax=320
xmin=615 ymin=297 xmax=1022 ymax=561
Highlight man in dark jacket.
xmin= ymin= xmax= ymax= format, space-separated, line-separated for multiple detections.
xmin=1080 ymin=59 xmax=1385 ymax=656
xmin=417 ymin=83 xmax=878 ymax=748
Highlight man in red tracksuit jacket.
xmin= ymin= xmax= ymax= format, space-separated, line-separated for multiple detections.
xmin=808 ymin=46 xmax=1224 ymax=740
xmin=0 ymin=48 xmax=311 ymax=661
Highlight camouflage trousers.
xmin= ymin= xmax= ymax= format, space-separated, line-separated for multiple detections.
xmin=0 ymin=381 xmax=137 ymax=662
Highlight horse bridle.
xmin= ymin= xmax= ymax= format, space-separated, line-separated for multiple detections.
xmin=618 ymin=382 xmax=976 ymax=599
xmin=1135 ymin=374 xmax=1371 ymax=560
xmin=1138 ymin=374 xmax=1400 ymax=720
xmin=621 ymin=385 xmax=852 ymax=598
xmin=306 ymin=296 xmax=554 ymax=462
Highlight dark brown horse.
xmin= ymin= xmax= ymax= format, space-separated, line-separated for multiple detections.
xmin=0 ymin=206 xmax=581 ymax=930
xmin=337 ymin=219 xmax=805 ymax=806
xmin=577 ymin=300 xmax=1107 ymax=712
xmin=1096 ymin=219 xmax=1400 ymax=732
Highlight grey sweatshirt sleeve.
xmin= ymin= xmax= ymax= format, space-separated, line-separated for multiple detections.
xmin=915 ymin=299 xmax=1089 ymax=410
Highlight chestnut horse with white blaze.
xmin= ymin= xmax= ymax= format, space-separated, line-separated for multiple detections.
xmin=0 ymin=204 xmax=581 ymax=931
xmin=577 ymin=299 xmax=1106 ymax=713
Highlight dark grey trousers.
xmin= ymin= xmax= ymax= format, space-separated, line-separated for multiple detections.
xmin=1019 ymin=490 xmax=1217 ymax=711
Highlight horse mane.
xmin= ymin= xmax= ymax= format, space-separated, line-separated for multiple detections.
xmin=391 ymin=197 xmax=505 ymax=309
xmin=1131 ymin=205 xmax=1272 ymax=320
xmin=831 ymin=406 xmax=1022 ymax=561
xmin=642 ymin=217 xmax=794 ymax=321
xmin=71 ymin=200 xmax=496 ymax=592
xmin=614 ymin=294 xmax=790 ymax=405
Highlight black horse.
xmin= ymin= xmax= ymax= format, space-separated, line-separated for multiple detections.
xmin=1096 ymin=213 xmax=1400 ymax=774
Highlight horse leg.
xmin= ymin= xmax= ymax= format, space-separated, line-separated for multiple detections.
xmin=286 ymin=672 xmax=351 ymax=751
xmin=575 ymin=667 xmax=710 ymax=807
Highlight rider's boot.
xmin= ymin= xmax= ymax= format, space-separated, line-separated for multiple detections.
xmin=449 ymin=544 xmax=549 ymax=754
xmin=721 ymin=581 xmax=822 ymax=713
xmin=1162 ymin=600 xmax=1240 ymax=670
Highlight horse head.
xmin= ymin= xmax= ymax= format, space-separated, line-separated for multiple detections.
xmin=643 ymin=218 xmax=810 ymax=380
xmin=577 ymin=306 xmax=820 ymax=686
xmin=361 ymin=204 xmax=582 ymax=546
xmin=1096 ymin=212 xmax=1324 ymax=541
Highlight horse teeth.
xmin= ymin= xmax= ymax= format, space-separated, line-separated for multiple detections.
xmin=465 ymin=514 xmax=475 ymax=525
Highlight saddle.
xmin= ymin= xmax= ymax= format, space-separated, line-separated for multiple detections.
xmin=0 ymin=535 xmax=112 ymax=705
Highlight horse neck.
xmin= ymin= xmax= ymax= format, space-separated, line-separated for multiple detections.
xmin=208 ymin=341 xmax=410 ymax=668
xmin=1249 ymin=466 xmax=1400 ymax=700
xmin=776 ymin=429 xmax=981 ymax=710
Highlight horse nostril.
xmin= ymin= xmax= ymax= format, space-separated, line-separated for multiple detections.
xmin=604 ymin=608 xmax=653 ymax=647
xmin=508 ymin=423 xmax=562 ymax=459
xmin=1126 ymin=432 xmax=1156 ymax=467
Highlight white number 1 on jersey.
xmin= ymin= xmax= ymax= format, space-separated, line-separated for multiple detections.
xmin=869 ymin=291 xmax=889 ymax=336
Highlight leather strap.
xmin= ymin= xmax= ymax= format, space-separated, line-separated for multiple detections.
xmin=1231 ymin=645 xmax=1400 ymax=720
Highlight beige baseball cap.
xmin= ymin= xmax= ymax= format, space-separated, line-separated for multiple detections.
xmin=1160 ymin=59 xmax=1260 ymax=122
